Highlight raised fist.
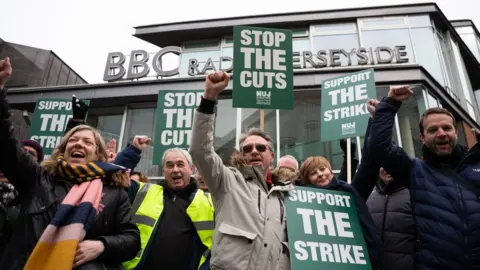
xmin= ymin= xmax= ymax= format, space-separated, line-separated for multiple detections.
xmin=72 ymin=95 xmax=89 ymax=120
xmin=132 ymin=135 xmax=152 ymax=151
xmin=106 ymin=139 xmax=117 ymax=163
xmin=388 ymin=85 xmax=413 ymax=102
xmin=367 ymin=99 xmax=380 ymax=119
xmin=204 ymin=71 xmax=230 ymax=101
xmin=0 ymin=57 xmax=12 ymax=89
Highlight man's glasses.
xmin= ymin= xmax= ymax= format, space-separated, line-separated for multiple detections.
xmin=242 ymin=144 xmax=269 ymax=153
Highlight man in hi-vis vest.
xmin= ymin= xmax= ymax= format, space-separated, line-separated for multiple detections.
xmin=123 ymin=148 xmax=214 ymax=270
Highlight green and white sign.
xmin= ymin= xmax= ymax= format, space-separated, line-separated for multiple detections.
xmin=320 ymin=68 xmax=376 ymax=142
xmin=153 ymin=90 xmax=204 ymax=165
xmin=233 ymin=26 xmax=294 ymax=110
xmin=285 ymin=186 xmax=372 ymax=270
xmin=29 ymin=98 xmax=88 ymax=158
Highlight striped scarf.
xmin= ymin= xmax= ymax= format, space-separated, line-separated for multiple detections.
xmin=24 ymin=157 xmax=127 ymax=270
xmin=56 ymin=154 xmax=127 ymax=184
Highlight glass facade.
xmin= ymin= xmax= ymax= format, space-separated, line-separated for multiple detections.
xmin=79 ymin=14 xmax=480 ymax=177
xmin=455 ymin=26 xmax=480 ymax=62
xmin=97 ymin=85 xmax=431 ymax=177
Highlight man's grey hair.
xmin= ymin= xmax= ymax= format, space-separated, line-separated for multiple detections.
xmin=238 ymin=128 xmax=274 ymax=151
xmin=279 ymin=155 xmax=299 ymax=170
xmin=162 ymin=147 xmax=193 ymax=166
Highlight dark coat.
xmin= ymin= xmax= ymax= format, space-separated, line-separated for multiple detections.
xmin=367 ymin=180 xmax=416 ymax=270
xmin=0 ymin=90 xmax=140 ymax=269
xmin=369 ymin=96 xmax=480 ymax=270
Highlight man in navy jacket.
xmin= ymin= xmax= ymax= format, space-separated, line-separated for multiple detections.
xmin=369 ymin=86 xmax=480 ymax=270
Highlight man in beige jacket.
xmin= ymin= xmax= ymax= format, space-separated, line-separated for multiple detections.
xmin=189 ymin=71 xmax=294 ymax=270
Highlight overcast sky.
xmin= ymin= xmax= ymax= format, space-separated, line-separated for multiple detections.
xmin=1 ymin=0 xmax=479 ymax=84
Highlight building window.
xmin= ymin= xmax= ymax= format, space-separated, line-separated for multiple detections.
xmin=87 ymin=114 xmax=123 ymax=144
xmin=425 ymin=90 xmax=440 ymax=108
xmin=179 ymin=49 xmax=221 ymax=77
xmin=278 ymin=90 xmax=349 ymax=171
xmin=361 ymin=17 xmax=407 ymax=28
xmin=314 ymin=23 xmax=357 ymax=34
xmin=179 ymin=40 xmax=221 ymax=77
xmin=121 ymin=106 xmax=159 ymax=176
xmin=435 ymin=31 xmax=460 ymax=100
xmin=214 ymin=97 xmax=237 ymax=165
xmin=293 ymin=38 xmax=311 ymax=68
xmin=456 ymin=29 xmax=480 ymax=61
xmin=292 ymin=28 xmax=309 ymax=37
xmin=396 ymin=88 xmax=425 ymax=158
xmin=451 ymin=38 xmax=478 ymax=120
xmin=359 ymin=16 xmax=414 ymax=65
xmin=410 ymin=27 xmax=445 ymax=84
xmin=408 ymin=15 xmax=431 ymax=27
xmin=312 ymin=22 xmax=360 ymax=66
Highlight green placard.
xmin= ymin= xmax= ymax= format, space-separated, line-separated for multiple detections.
xmin=29 ymin=98 xmax=89 ymax=158
xmin=320 ymin=68 xmax=376 ymax=142
xmin=153 ymin=90 xmax=204 ymax=165
xmin=233 ymin=26 xmax=294 ymax=110
xmin=285 ymin=186 xmax=372 ymax=270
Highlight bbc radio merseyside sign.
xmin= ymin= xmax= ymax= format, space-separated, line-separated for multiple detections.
xmin=153 ymin=90 xmax=203 ymax=165
xmin=320 ymin=69 xmax=376 ymax=142
xmin=285 ymin=186 xmax=371 ymax=270
xmin=233 ymin=26 xmax=293 ymax=110
xmin=29 ymin=99 xmax=77 ymax=157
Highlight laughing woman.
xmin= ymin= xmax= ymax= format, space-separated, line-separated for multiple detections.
xmin=0 ymin=59 xmax=140 ymax=269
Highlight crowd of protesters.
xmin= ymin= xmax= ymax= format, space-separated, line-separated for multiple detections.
xmin=0 ymin=56 xmax=480 ymax=270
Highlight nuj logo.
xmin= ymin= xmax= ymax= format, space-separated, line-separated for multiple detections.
xmin=256 ymin=91 xmax=271 ymax=98
xmin=342 ymin=122 xmax=356 ymax=129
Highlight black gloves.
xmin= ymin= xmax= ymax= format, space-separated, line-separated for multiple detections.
xmin=72 ymin=95 xmax=89 ymax=120
xmin=340 ymin=138 xmax=356 ymax=158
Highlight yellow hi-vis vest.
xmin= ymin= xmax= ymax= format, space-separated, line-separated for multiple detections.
xmin=122 ymin=182 xmax=215 ymax=270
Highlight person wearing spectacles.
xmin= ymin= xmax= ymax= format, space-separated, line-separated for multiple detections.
xmin=189 ymin=71 xmax=294 ymax=270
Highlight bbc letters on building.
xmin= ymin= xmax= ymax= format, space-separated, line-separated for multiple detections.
xmin=103 ymin=45 xmax=409 ymax=82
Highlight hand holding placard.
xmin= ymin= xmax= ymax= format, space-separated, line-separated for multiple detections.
xmin=285 ymin=187 xmax=372 ymax=269
xmin=366 ymin=99 xmax=379 ymax=119
xmin=204 ymin=71 xmax=230 ymax=101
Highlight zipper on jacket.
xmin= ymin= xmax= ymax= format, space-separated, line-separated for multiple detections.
xmin=257 ymin=189 xmax=261 ymax=215
xmin=456 ymin=183 xmax=468 ymax=264
xmin=278 ymin=197 xmax=284 ymax=224
xmin=381 ymin=194 xmax=389 ymax=242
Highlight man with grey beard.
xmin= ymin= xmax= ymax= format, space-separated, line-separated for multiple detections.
xmin=368 ymin=86 xmax=480 ymax=270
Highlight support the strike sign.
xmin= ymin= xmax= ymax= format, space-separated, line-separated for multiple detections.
xmin=152 ymin=90 xmax=204 ymax=165
xmin=320 ymin=68 xmax=376 ymax=142
xmin=233 ymin=26 xmax=294 ymax=110
xmin=285 ymin=186 xmax=372 ymax=270
xmin=29 ymin=98 xmax=89 ymax=159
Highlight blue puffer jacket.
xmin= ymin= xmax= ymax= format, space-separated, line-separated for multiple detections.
xmin=369 ymin=97 xmax=480 ymax=270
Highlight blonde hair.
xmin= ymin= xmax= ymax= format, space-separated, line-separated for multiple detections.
xmin=299 ymin=156 xmax=332 ymax=184
xmin=41 ymin=125 xmax=129 ymax=188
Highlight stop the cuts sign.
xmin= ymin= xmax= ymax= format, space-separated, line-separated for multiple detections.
xmin=233 ymin=26 xmax=294 ymax=110
xmin=152 ymin=90 xmax=204 ymax=165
